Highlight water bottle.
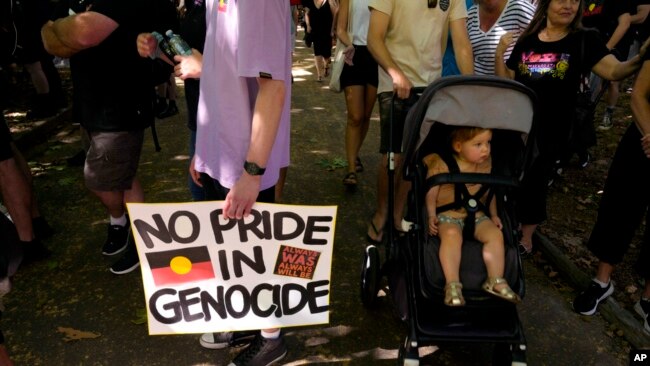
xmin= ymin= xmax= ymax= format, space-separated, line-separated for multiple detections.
xmin=165 ymin=30 xmax=192 ymax=56
xmin=151 ymin=31 xmax=176 ymax=61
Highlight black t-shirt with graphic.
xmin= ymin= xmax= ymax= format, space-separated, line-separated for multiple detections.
xmin=506 ymin=29 xmax=609 ymax=151
xmin=582 ymin=0 xmax=634 ymax=50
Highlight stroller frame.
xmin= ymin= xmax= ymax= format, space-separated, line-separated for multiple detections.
xmin=360 ymin=76 xmax=538 ymax=366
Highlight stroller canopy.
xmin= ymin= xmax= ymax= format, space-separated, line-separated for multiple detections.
xmin=403 ymin=75 xmax=537 ymax=169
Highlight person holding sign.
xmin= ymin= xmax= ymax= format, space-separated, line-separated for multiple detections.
xmin=189 ymin=0 xmax=292 ymax=364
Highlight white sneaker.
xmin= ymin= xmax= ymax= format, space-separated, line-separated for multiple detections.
xmin=598 ymin=113 xmax=613 ymax=130
xmin=199 ymin=331 xmax=257 ymax=349
xmin=634 ymin=299 xmax=650 ymax=333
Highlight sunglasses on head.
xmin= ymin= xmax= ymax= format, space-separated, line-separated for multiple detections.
xmin=428 ymin=0 xmax=437 ymax=8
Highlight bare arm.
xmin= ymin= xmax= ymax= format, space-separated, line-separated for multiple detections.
xmin=304 ymin=7 xmax=312 ymax=33
xmin=367 ymin=9 xmax=412 ymax=98
xmin=336 ymin=0 xmax=352 ymax=46
xmin=631 ymin=4 xmax=650 ymax=24
xmin=425 ymin=186 xmax=440 ymax=236
xmin=494 ymin=32 xmax=515 ymax=79
xmin=631 ymin=60 xmax=650 ymax=157
xmin=488 ymin=196 xmax=503 ymax=229
xmin=41 ymin=21 xmax=78 ymax=58
xmin=223 ymin=78 xmax=285 ymax=219
xmin=50 ymin=12 xmax=117 ymax=53
xmin=606 ymin=12 xmax=631 ymax=50
xmin=592 ymin=37 xmax=650 ymax=81
xmin=330 ymin=0 xmax=339 ymax=36
xmin=449 ymin=17 xmax=474 ymax=75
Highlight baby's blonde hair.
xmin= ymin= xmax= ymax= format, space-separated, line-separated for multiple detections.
xmin=449 ymin=127 xmax=490 ymax=148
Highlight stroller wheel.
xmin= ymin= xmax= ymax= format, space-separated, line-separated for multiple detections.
xmin=360 ymin=245 xmax=380 ymax=307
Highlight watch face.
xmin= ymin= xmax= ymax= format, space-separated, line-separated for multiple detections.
xmin=244 ymin=161 xmax=265 ymax=176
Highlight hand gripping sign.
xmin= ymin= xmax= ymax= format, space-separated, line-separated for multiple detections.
xmin=126 ymin=201 xmax=337 ymax=335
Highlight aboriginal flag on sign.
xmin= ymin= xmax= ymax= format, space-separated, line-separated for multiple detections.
xmin=146 ymin=247 xmax=215 ymax=287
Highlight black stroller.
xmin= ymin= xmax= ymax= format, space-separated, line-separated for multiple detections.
xmin=360 ymin=76 xmax=537 ymax=365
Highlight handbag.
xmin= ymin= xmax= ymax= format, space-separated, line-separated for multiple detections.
xmin=329 ymin=0 xmax=353 ymax=93
xmin=329 ymin=41 xmax=346 ymax=92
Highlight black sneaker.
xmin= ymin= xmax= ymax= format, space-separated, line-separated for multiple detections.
xmin=102 ymin=224 xmax=129 ymax=256
xmin=20 ymin=238 xmax=52 ymax=264
xmin=634 ymin=298 xmax=650 ymax=333
xmin=199 ymin=331 xmax=257 ymax=349
xmin=157 ymin=102 xmax=178 ymax=119
xmin=228 ymin=334 xmax=287 ymax=366
xmin=109 ymin=238 xmax=140 ymax=275
xmin=573 ymin=280 xmax=614 ymax=315
xmin=32 ymin=216 xmax=54 ymax=240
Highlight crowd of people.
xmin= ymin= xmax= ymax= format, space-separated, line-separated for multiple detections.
xmin=0 ymin=0 xmax=649 ymax=364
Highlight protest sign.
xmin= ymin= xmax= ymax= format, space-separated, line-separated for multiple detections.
xmin=126 ymin=201 xmax=337 ymax=335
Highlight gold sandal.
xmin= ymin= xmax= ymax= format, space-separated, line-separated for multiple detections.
xmin=444 ymin=282 xmax=465 ymax=307
xmin=482 ymin=277 xmax=521 ymax=304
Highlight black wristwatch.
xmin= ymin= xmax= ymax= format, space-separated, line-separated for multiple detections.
xmin=244 ymin=161 xmax=266 ymax=176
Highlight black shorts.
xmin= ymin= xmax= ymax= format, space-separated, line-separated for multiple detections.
xmin=340 ymin=45 xmax=378 ymax=89
xmin=83 ymin=130 xmax=144 ymax=191
xmin=0 ymin=115 xmax=13 ymax=162
xmin=378 ymin=91 xmax=420 ymax=153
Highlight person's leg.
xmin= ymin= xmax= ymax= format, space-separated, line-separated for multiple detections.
xmin=158 ymin=75 xmax=179 ymax=118
xmin=367 ymin=153 xmax=388 ymax=242
xmin=314 ymin=55 xmax=324 ymax=80
xmin=343 ymin=85 xmax=365 ymax=182
xmin=438 ymin=223 xmax=463 ymax=285
xmin=575 ymin=126 xmax=645 ymax=314
xmin=23 ymin=62 xmax=49 ymax=94
xmin=0 ymin=158 xmax=33 ymax=242
xmin=476 ymin=219 xmax=505 ymax=281
xmin=438 ymin=221 xmax=464 ymax=306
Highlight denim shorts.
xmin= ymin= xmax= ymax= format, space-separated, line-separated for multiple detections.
xmin=438 ymin=214 xmax=489 ymax=231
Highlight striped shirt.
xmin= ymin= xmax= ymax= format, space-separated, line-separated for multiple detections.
xmin=467 ymin=0 xmax=536 ymax=75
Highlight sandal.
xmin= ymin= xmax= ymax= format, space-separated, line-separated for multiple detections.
xmin=355 ymin=157 xmax=364 ymax=173
xmin=518 ymin=242 xmax=532 ymax=256
xmin=342 ymin=172 xmax=357 ymax=186
xmin=366 ymin=218 xmax=383 ymax=244
xmin=482 ymin=277 xmax=521 ymax=304
xmin=444 ymin=282 xmax=465 ymax=307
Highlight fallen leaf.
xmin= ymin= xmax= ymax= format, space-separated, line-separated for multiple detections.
xmin=57 ymin=327 xmax=101 ymax=342
xmin=626 ymin=285 xmax=638 ymax=294
xmin=304 ymin=337 xmax=329 ymax=347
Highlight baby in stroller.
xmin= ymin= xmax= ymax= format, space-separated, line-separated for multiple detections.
xmin=423 ymin=127 xmax=520 ymax=307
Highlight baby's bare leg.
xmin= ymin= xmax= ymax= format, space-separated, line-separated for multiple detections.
xmin=475 ymin=219 xmax=505 ymax=283
xmin=439 ymin=222 xmax=463 ymax=284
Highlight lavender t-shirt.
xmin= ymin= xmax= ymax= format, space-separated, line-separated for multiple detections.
xmin=194 ymin=0 xmax=291 ymax=191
